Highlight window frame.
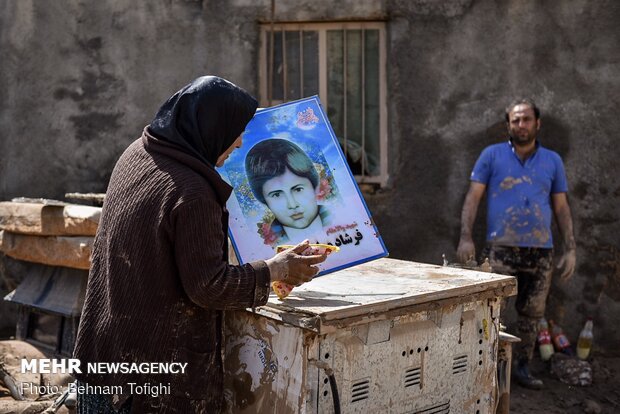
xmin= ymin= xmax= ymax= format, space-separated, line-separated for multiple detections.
xmin=259 ymin=21 xmax=389 ymax=187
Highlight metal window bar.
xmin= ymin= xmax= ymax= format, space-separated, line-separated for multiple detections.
xmin=318 ymin=29 xmax=328 ymax=114
xmin=262 ymin=22 xmax=387 ymax=186
xmin=268 ymin=0 xmax=275 ymax=106
xmin=361 ymin=26 xmax=366 ymax=178
xmin=378 ymin=24 xmax=388 ymax=186
xmin=299 ymin=30 xmax=302 ymax=97
xmin=282 ymin=28 xmax=287 ymax=102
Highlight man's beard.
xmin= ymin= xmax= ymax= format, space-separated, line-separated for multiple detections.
xmin=509 ymin=130 xmax=536 ymax=146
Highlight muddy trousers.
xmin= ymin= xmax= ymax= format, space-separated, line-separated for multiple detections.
xmin=76 ymin=381 xmax=132 ymax=414
xmin=482 ymin=245 xmax=553 ymax=362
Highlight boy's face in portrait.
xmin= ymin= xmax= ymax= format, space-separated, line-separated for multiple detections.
xmin=262 ymin=168 xmax=319 ymax=229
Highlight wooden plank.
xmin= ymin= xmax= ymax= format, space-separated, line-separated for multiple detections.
xmin=0 ymin=202 xmax=100 ymax=236
xmin=0 ymin=231 xmax=92 ymax=269
xmin=263 ymin=258 xmax=516 ymax=322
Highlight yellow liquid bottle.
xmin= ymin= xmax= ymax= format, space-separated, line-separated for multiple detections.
xmin=576 ymin=318 xmax=593 ymax=360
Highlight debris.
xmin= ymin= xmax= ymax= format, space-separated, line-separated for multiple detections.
xmin=550 ymin=353 xmax=592 ymax=386
xmin=41 ymin=389 xmax=70 ymax=413
xmin=0 ymin=341 xmax=74 ymax=412
xmin=1 ymin=363 xmax=25 ymax=400
xmin=465 ymin=255 xmax=477 ymax=267
xmin=480 ymin=258 xmax=492 ymax=272
xmin=0 ymin=340 xmax=45 ymax=399
xmin=0 ymin=400 xmax=53 ymax=413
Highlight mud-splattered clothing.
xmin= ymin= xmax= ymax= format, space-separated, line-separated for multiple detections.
xmin=471 ymin=140 xmax=568 ymax=248
xmin=74 ymin=76 xmax=265 ymax=413
xmin=77 ymin=384 xmax=132 ymax=414
xmin=482 ymin=246 xmax=553 ymax=361
xmin=74 ymin=133 xmax=270 ymax=413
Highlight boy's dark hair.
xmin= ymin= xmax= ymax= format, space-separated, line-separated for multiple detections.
xmin=245 ymin=139 xmax=319 ymax=204
xmin=505 ymin=98 xmax=541 ymax=122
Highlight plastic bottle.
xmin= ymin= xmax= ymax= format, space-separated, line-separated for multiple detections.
xmin=536 ymin=318 xmax=555 ymax=361
xmin=577 ymin=318 xmax=594 ymax=360
xmin=549 ymin=320 xmax=574 ymax=355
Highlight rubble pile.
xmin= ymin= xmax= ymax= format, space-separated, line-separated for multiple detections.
xmin=0 ymin=199 xmax=100 ymax=413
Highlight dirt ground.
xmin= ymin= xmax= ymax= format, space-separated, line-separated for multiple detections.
xmin=509 ymin=354 xmax=620 ymax=414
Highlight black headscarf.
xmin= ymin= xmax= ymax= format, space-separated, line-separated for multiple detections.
xmin=148 ymin=76 xmax=258 ymax=167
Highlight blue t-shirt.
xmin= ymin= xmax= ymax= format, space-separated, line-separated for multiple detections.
xmin=470 ymin=140 xmax=568 ymax=248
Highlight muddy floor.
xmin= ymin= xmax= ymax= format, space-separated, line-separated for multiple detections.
xmin=510 ymin=355 xmax=620 ymax=413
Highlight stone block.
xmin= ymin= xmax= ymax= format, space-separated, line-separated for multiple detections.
xmin=0 ymin=231 xmax=92 ymax=270
xmin=0 ymin=202 xmax=100 ymax=236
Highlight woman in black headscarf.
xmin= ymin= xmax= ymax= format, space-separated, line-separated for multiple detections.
xmin=149 ymin=76 xmax=256 ymax=167
xmin=73 ymin=76 xmax=325 ymax=413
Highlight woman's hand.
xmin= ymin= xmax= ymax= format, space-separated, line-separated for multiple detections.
xmin=265 ymin=240 xmax=327 ymax=286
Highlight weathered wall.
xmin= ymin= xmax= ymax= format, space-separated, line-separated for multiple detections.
xmin=1 ymin=0 xmax=619 ymax=352
xmin=378 ymin=0 xmax=620 ymax=352
xmin=0 ymin=0 xmax=265 ymax=198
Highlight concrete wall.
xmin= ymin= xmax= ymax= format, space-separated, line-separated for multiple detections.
xmin=1 ymin=0 xmax=619 ymax=352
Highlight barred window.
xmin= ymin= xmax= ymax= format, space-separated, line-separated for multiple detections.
xmin=259 ymin=22 xmax=388 ymax=186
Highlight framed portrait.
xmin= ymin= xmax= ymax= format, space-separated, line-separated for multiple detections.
xmin=218 ymin=96 xmax=388 ymax=276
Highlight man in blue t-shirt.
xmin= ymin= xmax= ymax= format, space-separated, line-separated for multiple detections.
xmin=457 ymin=99 xmax=576 ymax=390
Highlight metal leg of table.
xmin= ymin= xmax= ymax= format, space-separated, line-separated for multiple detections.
xmin=497 ymin=331 xmax=521 ymax=414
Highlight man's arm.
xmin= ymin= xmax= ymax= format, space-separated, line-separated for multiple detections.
xmin=456 ymin=182 xmax=487 ymax=263
xmin=551 ymin=192 xmax=576 ymax=279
